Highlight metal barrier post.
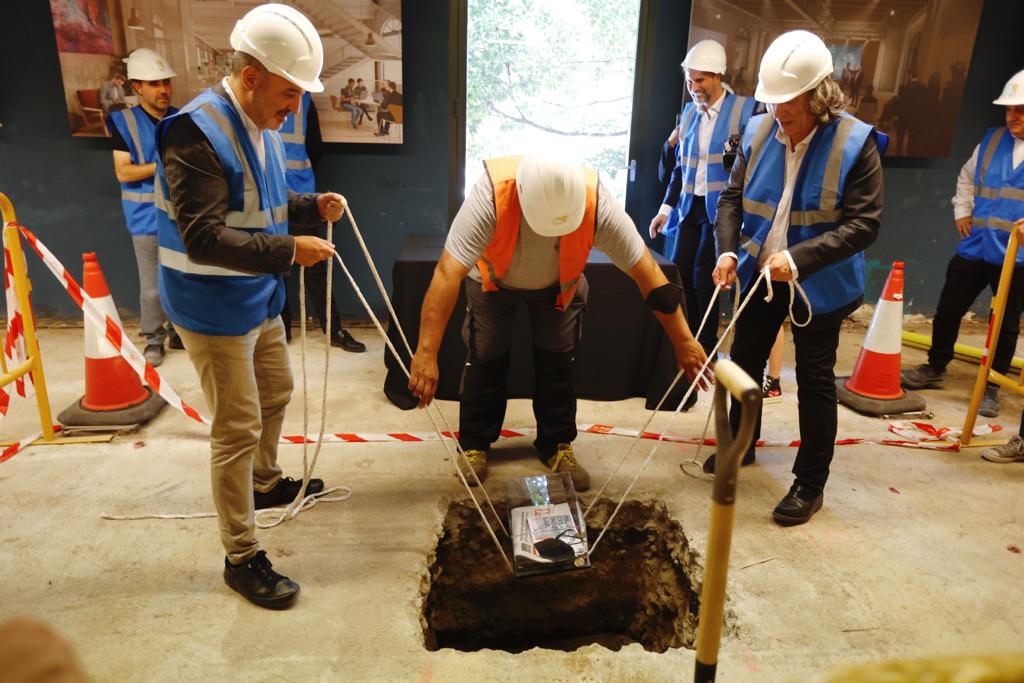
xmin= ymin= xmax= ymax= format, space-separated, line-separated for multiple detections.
xmin=1 ymin=193 xmax=56 ymax=441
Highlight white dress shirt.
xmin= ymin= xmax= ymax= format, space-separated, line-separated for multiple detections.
xmin=719 ymin=125 xmax=814 ymax=278
xmin=951 ymin=136 xmax=1024 ymax=220
xmin=658 ymin=90 xmax=726 ymax=217
xmin=222 ymin=77 xmax=265 ymax=169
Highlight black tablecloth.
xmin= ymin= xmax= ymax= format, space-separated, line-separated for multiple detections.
xmin=383 ymin=234 xmax=692 ymax=411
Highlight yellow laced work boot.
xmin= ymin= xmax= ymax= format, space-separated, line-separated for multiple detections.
xmin=546 ymin=443 xmax=590 ymax=492
xmin=457 ymin=449 xmax=487 ymax=486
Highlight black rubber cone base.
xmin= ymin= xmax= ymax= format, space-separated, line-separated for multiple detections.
xmin=58 ymin=387 xmax=166 ymax=427
xmin=835 ymin=377 xmax=926 ymax=417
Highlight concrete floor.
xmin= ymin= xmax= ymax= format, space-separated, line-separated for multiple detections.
xmin=1 ymin=317 xmax=1022 ymax=682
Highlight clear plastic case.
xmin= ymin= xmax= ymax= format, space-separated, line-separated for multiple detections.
xmin=505 ymin=473 xmax=590 ymax=578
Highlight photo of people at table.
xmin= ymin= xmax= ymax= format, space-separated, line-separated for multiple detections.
xmin=49 ymin=0 xmax=404 ymax=144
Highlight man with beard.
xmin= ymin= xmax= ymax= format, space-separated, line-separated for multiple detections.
xmin=155 ymin=4 xmax=344 ymax=608
xmin=649 ymin=40 xmax=757 ymax=355
xmin=107 ymin=48 xmax=182 ymax=366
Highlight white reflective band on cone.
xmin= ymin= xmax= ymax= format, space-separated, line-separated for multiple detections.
xmin=862 ymin=299 xmax=903 ymax=355
xmin=83 ymin=294 xmax=121 ymax=359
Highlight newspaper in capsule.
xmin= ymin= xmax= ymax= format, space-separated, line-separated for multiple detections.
xmin=506 ymin=473 xmax=590 ymax=577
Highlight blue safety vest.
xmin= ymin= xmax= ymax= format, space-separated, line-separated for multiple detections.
xmin=959 ymin=127 xmax=1024 ymax=266
xmin=279 ymin=92 xmax=316 ymax=193
xmin=663 ymin=92 xmax=756 ymax=261
xmin=154 ymin=89 xmax=289 ymax=335
xmin=735 ymin=113 xmax=882 ymax=314
xmin=109 ymin=105 xmax=178 ymax=236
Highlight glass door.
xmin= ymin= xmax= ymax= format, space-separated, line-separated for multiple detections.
xmin=464 ymin=0 xmax=643 ymax=204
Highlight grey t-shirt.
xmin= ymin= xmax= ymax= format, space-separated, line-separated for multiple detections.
xmin=445 ymin=171 xmax=646 ymax=290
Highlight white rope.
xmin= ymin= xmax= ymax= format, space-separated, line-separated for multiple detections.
xmin=257 ymin=218 xmax=351 ymax=529
xmin=103 ymin=220 xmax=354 ymax=527
xmin=677 ymin=266 xmax=810 ymax=479
xmin=763 ymin=263 xmax=813 ymax=328
xmin=330 ymin=236 xmax=514 ymax=575
xmin=681 ymin=284 xmax=742 ymax=479
xmin=341 ymin=207 xmax=506 ymax=529
xmin=588 ymin=270 xmax=768 ymax=556
xmin=584 ymin=283 xmax=722 ymax=516
xmin=100 ymin=491 xmax=354 ymax=527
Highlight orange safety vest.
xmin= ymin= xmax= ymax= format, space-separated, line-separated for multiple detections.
xmin=476 ymin=155 xmax=598 ymax=311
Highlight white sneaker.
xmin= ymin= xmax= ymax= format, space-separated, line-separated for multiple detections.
xmin=981 ymin=434 xmax=1024 ymax=463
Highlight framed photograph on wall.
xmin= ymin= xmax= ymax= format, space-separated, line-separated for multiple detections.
xmin=49 ymin=0 xmax=404 ymax=144
xmin=688 ymin=0 xmax=985 ymax=158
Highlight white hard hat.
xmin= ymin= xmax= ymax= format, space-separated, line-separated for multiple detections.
xmin=681 ymin=39 xmax=727 ymax=75
xmin=755 ymin=30 xmax=833 ymax=104
xmin=123 ymin=48 xmax=176 ymax=81
xmin=994 ymin=69 xmax=1024 ymax=106
xmin=230 ymin=3 xmax=324 ymax=93
xmin=515 ymin=156 xmax=587 ymax=238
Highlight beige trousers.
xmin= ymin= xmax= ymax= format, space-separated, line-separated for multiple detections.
xmin=177 ymin=316 xmax=292 ymax=564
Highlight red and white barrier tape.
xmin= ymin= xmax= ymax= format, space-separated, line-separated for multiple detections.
xmin=4 ymin=418 xmax=999 ymax=465
xmin=1 ymin=426 xmax=61 ymax=464
xmin=275 ymin=422 xmax=998 ymax=452
xmin=15 ymin=224 xmax=210 ymax=426
xmin=279 ymin=427 xmax=530 ymax=444
xmin=2 ymin=226 xmax=1003 ymax=461
xmin=1 ymin=227 xmax=35 ymax=421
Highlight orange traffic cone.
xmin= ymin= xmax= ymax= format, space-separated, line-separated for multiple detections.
xmin=836 ymin=261 xmax=926 ymax=416
xmin=58 ymin=252 xmax=165 ymax=427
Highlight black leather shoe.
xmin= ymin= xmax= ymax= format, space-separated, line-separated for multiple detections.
xmin=701 ymin=450 xmax=755 ymax=475
xmin=331 ymin=329 xmax=366 ymax=353
xmin=254 ymin=476 xmax=325 ymax=510
xmin=772 ymin=484 xmax=823 ymax=526
xmin=223 ymin=550 xmax=300 ymax=609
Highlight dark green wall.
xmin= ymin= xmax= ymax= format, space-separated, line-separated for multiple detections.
xmin=1 ymin=0 xmax=1022 ymax=321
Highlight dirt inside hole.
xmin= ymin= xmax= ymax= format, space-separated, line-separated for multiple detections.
xmin=421 ymin=498 xmax=733 ymax=653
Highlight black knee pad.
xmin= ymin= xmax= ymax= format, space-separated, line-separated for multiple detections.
xmin=533 ymin=347 xmax=574 ymax=373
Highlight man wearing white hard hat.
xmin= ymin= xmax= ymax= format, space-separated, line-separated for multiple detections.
xmin=107 ymin=48 xmax=182 ymax=367
xmin=650 ymin=39 xmax=757 ymax=356
xmin=154 ymin=3 xmax=344 ymax=609
xmin=408 ymin=155 xmax=711 ymax=489
xmin=706 ymin=30 xmax=887 ymax=526
xmin=901 ymin=69 xmax=1024 ymax=420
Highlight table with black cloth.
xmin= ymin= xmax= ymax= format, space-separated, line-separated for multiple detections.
xmin=383 ymin=234 xmax=694 ymax=411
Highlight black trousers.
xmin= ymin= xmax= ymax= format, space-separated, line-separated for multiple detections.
xmin=928 ymin=254 xmax=1024 ymax=377
xmin=458 ymin=279 xmax=587 ymax=461
xmin=281 ymin=259 xmax=342 ymax=336
xmin=676 ymin=200 xmax=719 ymax=354
xmin=729 ymin=279 xmax=859 ymax=494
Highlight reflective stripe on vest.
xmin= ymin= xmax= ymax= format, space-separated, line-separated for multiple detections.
xmin=477 ymin=155 xmax=598 ymax=311
xmin=111 ymin=105 xmax=177 ymax=236
xmin=737 ymin=113 xmax=875 ymax=314
xmin=155 ymin=88 xmax=289 ymax=335
xmin=960 ymin=127 xmax=1024 ymax=265
xmin=279 ymin=92 xmax=316 ymax=193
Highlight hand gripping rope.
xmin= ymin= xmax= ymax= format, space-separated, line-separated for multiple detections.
xmin=98 ymin=207 xmax=515 ymax=572
xmin=255 ymin=217 xmax=352 ymax=529
xmin=331 ymin=206 xmax=514 ymax=574
xmin=585 ymin=265 xmax=812 ymax=557
xmin=682 ymin=264 xmax=814 ymax=478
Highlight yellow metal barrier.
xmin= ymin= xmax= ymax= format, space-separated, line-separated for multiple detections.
xmin=0 ymin=193 xmax=56 ymax=441
xmin=962 ymin=219 xmax=1024 ymax=446
xmin=902 ymin=330 xmax=1024 ymax=371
